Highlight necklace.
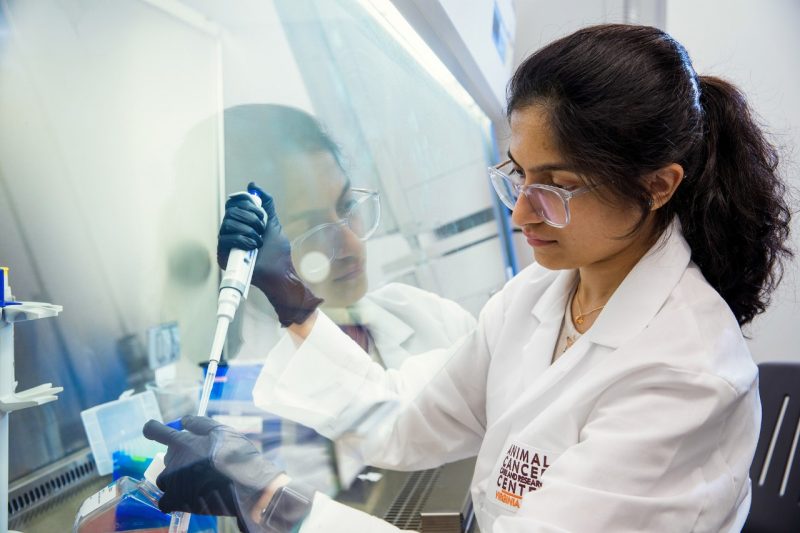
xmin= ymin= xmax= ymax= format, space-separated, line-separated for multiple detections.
xmin=564 ymin=334 xmax=578 ymax=351
xmin=573 ymin=288 xmax=607 ymax=325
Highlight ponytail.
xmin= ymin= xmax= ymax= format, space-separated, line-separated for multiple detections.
xmin=674 ymin=76 xmax=793 ymax=326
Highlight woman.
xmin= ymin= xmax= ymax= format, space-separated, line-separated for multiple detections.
xmin=145 ymin=24 xmax=792 ymax=532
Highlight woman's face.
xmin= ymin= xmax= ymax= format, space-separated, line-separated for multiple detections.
xmin=280 ymin=151 xmax=368 ymax=308
xmin=508 ymin=106 xmax=654 ymax=271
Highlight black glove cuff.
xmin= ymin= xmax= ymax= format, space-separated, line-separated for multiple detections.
xmin=258 ymin=482 xmax=315 ymax=532
xmin=268 ymin=269 xmax=324 ymax=327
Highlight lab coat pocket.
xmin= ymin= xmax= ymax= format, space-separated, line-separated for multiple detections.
xmin=488 ymin=437 xmax=561 ymax=515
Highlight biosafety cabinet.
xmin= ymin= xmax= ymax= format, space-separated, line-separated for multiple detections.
xmin=0 ymin=0 xmax=515 ymax=531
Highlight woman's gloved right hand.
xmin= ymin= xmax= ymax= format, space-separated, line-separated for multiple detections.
xmin=217 ymin=182 xmax=323 ymax=327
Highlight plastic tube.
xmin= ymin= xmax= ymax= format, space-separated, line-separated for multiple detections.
xmin=197 ymin=315 xmax=230 ymax=417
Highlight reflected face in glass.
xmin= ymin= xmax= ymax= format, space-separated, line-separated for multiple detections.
xmin=280 ymin=151 xmax=369 ymax=308
xmin=508 ymin=106 xmax=650 ymax=271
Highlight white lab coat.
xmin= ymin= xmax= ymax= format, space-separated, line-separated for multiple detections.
xmin=253 ymin=221 xmax=760 ymax=533
xmin=233 ymin=282 xmax=477 ymax=491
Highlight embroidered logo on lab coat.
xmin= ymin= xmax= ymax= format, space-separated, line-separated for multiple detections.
xmin=491 ymin=441 xmax=557 ymax=511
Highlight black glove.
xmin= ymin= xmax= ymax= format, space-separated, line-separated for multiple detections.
xmin=142 ymin=415 xmax=281 ymax=531
xmin=217 ymin=183 xmax=323 ymax=327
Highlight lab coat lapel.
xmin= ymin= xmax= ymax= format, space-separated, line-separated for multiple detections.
xmin=517 ymin=269 xmax=579 ymax=398
xmin=486 ymin=267 xmax=579 ymax=430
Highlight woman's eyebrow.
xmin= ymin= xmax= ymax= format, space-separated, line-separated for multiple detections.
xmin=335 ymin=179 xmax=353 ymax=211
xmin=507 ymin=150 xmax=577 ymax=174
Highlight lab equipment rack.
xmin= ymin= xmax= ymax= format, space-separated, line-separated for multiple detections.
xmin=1 ymin=267 xmax=63 ymax=533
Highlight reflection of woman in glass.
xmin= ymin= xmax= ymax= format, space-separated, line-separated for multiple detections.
xmin=221 ymin=104 xmax=476 ymax=491
xmin=223 ymin=104 xmax=369 ymax=314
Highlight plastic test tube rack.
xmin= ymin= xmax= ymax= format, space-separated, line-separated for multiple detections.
xmin=0 ymin=267 xmax=63 ymax=533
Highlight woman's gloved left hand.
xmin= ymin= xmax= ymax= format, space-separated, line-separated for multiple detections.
xmin=143 ymin=415 xmax=282 ymax=531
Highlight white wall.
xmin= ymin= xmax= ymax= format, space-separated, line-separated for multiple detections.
xmin=512 ymin=0 xmax=626 ymax=66
xmin=666 ymin=0 xmax=800 ymax=363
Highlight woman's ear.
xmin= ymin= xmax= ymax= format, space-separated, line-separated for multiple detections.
xmin=647 ymin=163 xmax=685 ymax=210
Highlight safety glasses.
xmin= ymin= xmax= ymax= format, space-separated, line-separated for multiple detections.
xmin=290 ymin=188 xmax=381 ymax=264
xmin=488 ymin=159 xmax=593 ymax=228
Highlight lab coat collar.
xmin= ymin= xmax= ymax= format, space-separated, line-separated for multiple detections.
xmin=529 ymin=218 xmax=691 ymax=349
xmin=585 ymin=218 xmax=691 ymax=349
xmin=530 ymin=268 xmax=579 ymax=326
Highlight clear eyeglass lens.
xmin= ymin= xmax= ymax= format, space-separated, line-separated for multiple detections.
xmin=489 ymin=170 xmax=518 ymax=210
xmin=527 ymin=188 xmax=568 ymax=226
xmin=489 ymin=168 xmax=569 ymax=226
xmin=291 ymin=191 xmax=380 ymax=263
xmin=346 ymin=193 xmax=380 ymax=239
xmin=293 ymin=225 xmax=338 ymax=263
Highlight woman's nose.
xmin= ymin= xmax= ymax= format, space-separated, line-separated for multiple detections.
xmin=510 ymin=192 xmax=544 ymax=227
xmin=334 ymin=223 xmax=365 ymax=258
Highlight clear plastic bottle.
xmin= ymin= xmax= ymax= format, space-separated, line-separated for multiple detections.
xmin=73 ymin=475 xmax=168 ymax=532
xmin=73 ymin=454 xmax=216 ymax=532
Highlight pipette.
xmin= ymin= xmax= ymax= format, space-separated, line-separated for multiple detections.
xmin=169 ymin=188 xmax=265 ymax=533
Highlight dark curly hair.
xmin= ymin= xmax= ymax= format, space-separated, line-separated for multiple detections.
xmin=507 ymin=24 xmax=793 ymax=326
